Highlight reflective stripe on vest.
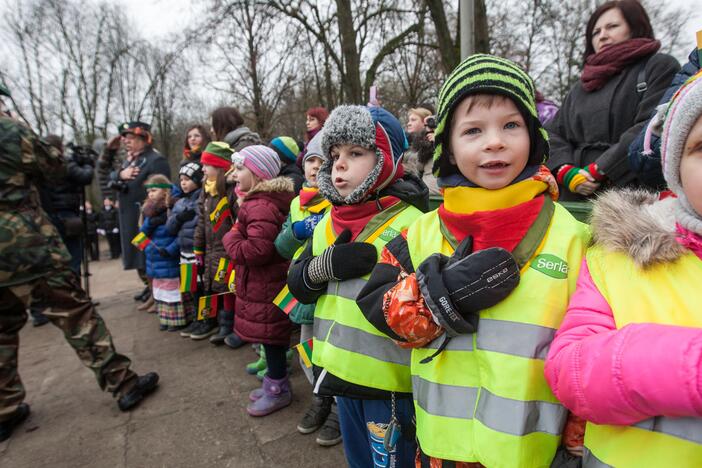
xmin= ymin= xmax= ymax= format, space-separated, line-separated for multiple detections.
xmin=315 ymin=317 xmax=411 ymax=366
xmin=311 ymin=204 xmax=423 ymax=393
xmin=407 ymin=203 xmax=589 ymax=466
xmin=424 ymin=319 xmax=556 ymax=358
xmin=584 ymin=248 xmax=702 ymax=468
xmin=412 ymin=375 xmax=566 ymax=435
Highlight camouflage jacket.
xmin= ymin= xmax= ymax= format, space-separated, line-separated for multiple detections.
xmin=0 ymin=115 xmax=72 ymax=287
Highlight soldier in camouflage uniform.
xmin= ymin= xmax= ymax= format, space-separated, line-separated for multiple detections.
xmin=0 ymin=86 xmax=159 ymax=442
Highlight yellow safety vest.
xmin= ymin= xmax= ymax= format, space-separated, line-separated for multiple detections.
xmin=312 ymin=201 xmax=423 ymax=393
xmin=289 ymin=194 xmax=329 ymax=259
xmin=289 ymin=196 xmax=307 ymax=223
xmin=406 ymin=201 xmax=589 ymax=466
xmin=583 ymin=246 xmax=702 ymax=468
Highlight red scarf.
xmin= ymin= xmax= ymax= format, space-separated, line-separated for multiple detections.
xmin=438 ymin=196 xmax=545 ymax=253
xmin=581 ymin=38 xmax=660 ymax=92
xmin=330 ymin=196 xmax=401 ymax=241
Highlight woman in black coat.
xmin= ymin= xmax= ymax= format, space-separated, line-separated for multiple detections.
xmin=109 ymin=122 xmax=171 ymax=271
xmin=546 ymin=0 xmax=680 ymax=201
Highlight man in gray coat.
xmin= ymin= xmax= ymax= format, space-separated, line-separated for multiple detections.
xmin=108 ymin=122 xmax=171 ymax=273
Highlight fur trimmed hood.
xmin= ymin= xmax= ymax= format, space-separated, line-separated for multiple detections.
xmin=591 ymin=188 xmax=684 ymax=268
xmin=246 ymin=176 xmax=294 ymax=196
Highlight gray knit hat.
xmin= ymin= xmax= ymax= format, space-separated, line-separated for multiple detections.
xmin=645 ymin=72 xmax=702 ymax=232
xmin=303 ymin=131 xmax=325 ymax=165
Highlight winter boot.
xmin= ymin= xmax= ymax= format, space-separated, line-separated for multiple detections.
xmin=297 ymin=395 xmax=332 ymax=434
xmin=137 ymin=295 xmax=154 ymax=311
xmin=246 ymin=375 xmax=292 ymax=417
xmin=223 ymin=332 xmax=246 ymax=349
xmin=209 ymin=309 xmax=234 ymax=345
xmin=246 ymin=347 xmax=267 ymax=374
xmin=316 ymin=402 xmax=342 ymax=446
xmin=179 ymin=320 xmax=198 ymax=338
xmin=190 ymin=319 xmax=218 ymax=340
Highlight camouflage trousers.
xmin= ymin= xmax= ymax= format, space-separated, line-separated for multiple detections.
xmin=0 ymin=268 xmax=138 ymax=422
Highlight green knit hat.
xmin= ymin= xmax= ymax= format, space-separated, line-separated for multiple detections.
xmin=201 ymin=141 xmax=234 ymax=170
xmin=433 ymin=54 xmax=549 ymax=178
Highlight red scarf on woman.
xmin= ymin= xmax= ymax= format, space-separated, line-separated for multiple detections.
xmin=581 ymin=38 xmax=660 ymax=92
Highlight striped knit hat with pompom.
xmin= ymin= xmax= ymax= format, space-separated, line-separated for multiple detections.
xmin=432 ymin=54 xmax=549 ymax=179
xmin=232 ymin=144 xmax=281 ymax=181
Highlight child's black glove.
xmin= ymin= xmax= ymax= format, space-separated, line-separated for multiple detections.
xmin=304 ymin=229 xmax=377 ymax=285
xmin=157 ymin=246 xmax=170 ymax=258
xmin=176 ymin=209 xmax=196 ymax=224
xmin=416 ymin=236 xmax=520 ymax=336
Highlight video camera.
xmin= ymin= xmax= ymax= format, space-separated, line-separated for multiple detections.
xmin=67 ymin=143 xmax=98 ymax=167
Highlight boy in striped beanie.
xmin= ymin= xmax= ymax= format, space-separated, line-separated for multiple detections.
xmin=357 ymin=54 xmax=590 ymax=467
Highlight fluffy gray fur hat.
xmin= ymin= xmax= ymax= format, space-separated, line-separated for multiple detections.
xmin=317 ymin=105 xmax=384 ymax=205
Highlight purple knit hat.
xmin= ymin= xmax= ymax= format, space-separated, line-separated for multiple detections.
xmin=232 ymin=145 xmax=281 ymax=180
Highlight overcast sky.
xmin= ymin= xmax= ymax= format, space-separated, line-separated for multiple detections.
xmin=117 ymin=0 xmax=699 ymax=55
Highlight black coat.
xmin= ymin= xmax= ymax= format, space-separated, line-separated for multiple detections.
xmin=99 ymin=206 xmax=119 ymax=232
xmin=110 ymin=146 xmax=171 ymax=270
xmin=280 ymin=162 xmax=304 ymax=193
xmin=546 ymin=52 xmax=679 ymax=200
xmin=43 ymin=155 xmax=94 ymax=214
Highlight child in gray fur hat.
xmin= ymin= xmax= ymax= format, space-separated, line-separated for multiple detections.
xmin=287 ymin=105 xmax=428 ymax=466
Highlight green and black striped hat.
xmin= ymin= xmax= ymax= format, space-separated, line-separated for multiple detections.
xmin=433 ymin=54 xmax=549 ymax=178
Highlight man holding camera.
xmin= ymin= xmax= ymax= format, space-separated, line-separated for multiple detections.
xmin=104 ymin=122 xmax=170 ymax=278
xmin=0 ymin=85 xmax=159 ymax=442
xmin=39 ymin=137 xmax=95 ymax=273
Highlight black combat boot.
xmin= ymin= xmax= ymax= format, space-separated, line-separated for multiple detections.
xmin=0 ymin=403 xmax=30 ymax=442
xmin=117 ymin=372 xmax=159 ymax=412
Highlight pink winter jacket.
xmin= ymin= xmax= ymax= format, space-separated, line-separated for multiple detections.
xmin=544 ymin=190 xmax=702 ymax=426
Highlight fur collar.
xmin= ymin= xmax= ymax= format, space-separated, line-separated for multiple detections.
xmin=246 ymin=176 xmax=294 ymax=196
xmin=591 ymin=188 xmax=684 ymax=268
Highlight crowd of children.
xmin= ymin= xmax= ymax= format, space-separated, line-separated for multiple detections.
xmin=118 ymin=49 xmax=702 ymax=467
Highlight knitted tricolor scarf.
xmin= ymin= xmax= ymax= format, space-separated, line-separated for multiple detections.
xmin=298 ymin=186 xmax=330 ymax=213
xmin=438 ymin=166 xmax=559 ymax=252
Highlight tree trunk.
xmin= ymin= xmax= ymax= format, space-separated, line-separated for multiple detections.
xmin=335 ymin=0 xmax=363 ymax=103
xmin=425 ymin=0 xmax=460 ymax=74
xmin=474 ymin=0 xmax=489 ymax=54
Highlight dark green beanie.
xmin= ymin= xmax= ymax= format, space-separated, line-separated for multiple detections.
xmin=433 ymin=54 xmax=549 ymax=178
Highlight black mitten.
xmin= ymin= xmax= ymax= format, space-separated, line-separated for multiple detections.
xmin=305 ymin=229 xmax=378 ymax=284
xmin=416 ymin=236 xmax=520 ymax=336
xmin=176 ymin=209 xmax=196 ymax=224
xmin=149 ymin=211 xmax=168 ymax=227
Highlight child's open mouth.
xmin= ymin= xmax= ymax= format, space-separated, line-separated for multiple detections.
xmin=479 ymin=161 xmax=510 ymax=170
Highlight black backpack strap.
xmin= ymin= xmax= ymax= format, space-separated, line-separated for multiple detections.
xmin=636 ymin=59 xmax=648 ymax=97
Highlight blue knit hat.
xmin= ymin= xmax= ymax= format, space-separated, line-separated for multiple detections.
xmin=270 ymin=136 xmax=301 ymax=163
